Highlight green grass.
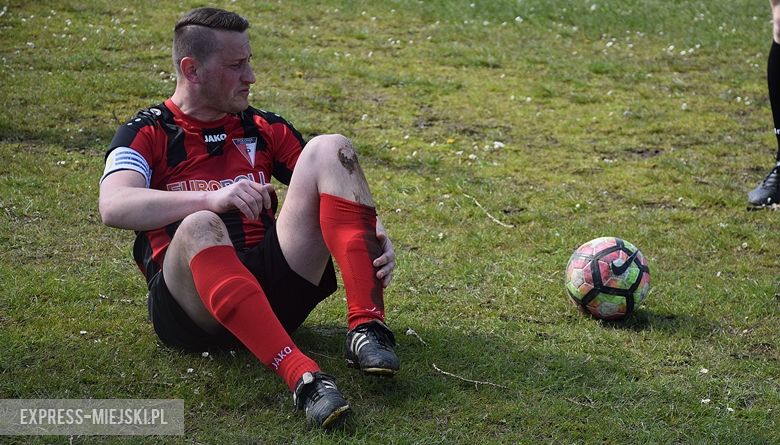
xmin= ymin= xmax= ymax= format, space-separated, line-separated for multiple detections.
xmin=2 ymin=0 xmax=780 ymax=443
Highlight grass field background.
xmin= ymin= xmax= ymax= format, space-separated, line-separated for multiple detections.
xmin=2 ymin=0 xmax=780 ymax=443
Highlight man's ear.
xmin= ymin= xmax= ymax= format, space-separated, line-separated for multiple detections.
xmin=179 ymin=56 xmax=200 ymax=83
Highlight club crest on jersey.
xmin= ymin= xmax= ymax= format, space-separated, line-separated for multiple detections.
xmin=233 ymin=137 xmax=258 ymax=167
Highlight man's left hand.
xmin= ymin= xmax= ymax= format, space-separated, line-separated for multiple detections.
xmin=374 ymin=220 xmax=396 ymax=288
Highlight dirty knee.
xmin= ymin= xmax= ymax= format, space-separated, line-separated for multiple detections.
xmin=302 ymin=134 xmax=361 ymax=171
xmin=177 ymin=211 xmax=230 ymax=252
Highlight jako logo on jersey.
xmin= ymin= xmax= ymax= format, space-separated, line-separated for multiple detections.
xmin=166 ymin=171 xmax=267 ymax=191
xmin=271 ymin=346 xmax=293 ymax=370
xmin=203 ymin=127 xmax=228 ymax=155
xmin=233 ymin=137 xmax=258 ymax=167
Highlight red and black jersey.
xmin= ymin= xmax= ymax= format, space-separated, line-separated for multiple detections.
xmin=105 ymin=99 xmax=306 ymax=282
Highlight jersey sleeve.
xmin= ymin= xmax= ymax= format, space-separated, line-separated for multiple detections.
xmin=255 ymin=110 xmax=306 ymax=185
xmin=100 ymin=146 xmax=152 ymax=187
xmin=102 ymin=107 xmax=164 ymax=186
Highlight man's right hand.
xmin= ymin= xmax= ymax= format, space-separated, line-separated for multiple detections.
xmin=207 ymin=180 xmax=275 ymax=220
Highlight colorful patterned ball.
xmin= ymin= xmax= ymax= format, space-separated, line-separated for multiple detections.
xmin=565 ymin=237 xmax=651 ymax=320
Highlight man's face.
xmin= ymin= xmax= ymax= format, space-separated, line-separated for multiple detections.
xmin=198 ymin=30 xmax=256 ymax=114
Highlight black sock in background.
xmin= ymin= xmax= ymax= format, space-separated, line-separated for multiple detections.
xmin=768 ymin=41 xmax=780 ymax=162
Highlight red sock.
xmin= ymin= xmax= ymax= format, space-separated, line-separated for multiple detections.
xmin=319 ymin=193 xmax=385 ymax=330
xmin=190 ymin=245 xmax=319 ymax=390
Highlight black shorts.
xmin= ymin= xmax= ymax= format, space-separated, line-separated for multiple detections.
xmin=147 ymin=225 xmax=338 ymax=352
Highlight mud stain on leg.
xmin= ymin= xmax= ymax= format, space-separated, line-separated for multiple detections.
xmin=338 ymin=147 xmax=359 ymax=174
xmin=206 ymin=217 xmax=226 ymax=243
xmin=337 ymin=147 xmax=373 ymax=206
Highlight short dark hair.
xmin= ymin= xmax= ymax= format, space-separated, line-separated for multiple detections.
xmin=172 ymin=8 xmax=250 ymax=73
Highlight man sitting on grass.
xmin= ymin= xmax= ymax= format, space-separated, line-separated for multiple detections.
xmin=98 ymin=7 xmax=399 ymax=430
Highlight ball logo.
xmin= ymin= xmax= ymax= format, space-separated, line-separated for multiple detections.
xmin=610 ymin=250 xmax=638 ymax=275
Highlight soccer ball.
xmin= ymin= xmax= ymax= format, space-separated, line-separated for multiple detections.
xmin=565 ymin=237 xmax=650 ymax=320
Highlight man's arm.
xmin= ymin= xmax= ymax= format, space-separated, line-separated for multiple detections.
xmin=99 ymin=170 xmax=275 ymax=231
